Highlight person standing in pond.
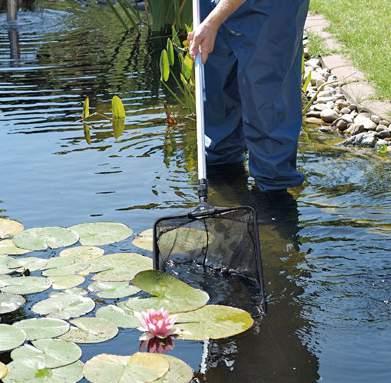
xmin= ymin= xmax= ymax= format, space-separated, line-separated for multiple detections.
xmin=189 ymin=0 xmax=309 ymax=192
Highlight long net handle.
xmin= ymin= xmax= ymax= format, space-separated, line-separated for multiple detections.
xmin=193 ymin=0 xmax=207 ymax=183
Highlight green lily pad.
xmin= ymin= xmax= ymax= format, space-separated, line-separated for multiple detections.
xmin=42 ymin=262 xmax=90 ymax=277
xmin=7 ymin=257 xmax=48 ymax=272
xmin=124 ymin=270 xmax=209 ymax=313
xmin=60 ymin=246 xmax=104 ymax=258
xmin=11 ymin=339 xmax=81 ymax=369
xmin=0 ymin=292 xmax=25 ymax=314
xmin=175 ymin=305 xmax=254 ymax=340
xmin=132 ymin=229 xmax=153 ymax=252
xmin=0 ymin=324 xmax=26 ymax=352
xmin=3 ymin=360 xmax=84 ymax=383
xmin=88 ymin=281 xmax=140 ymax=299
xmin=69 ymin=222 xmax=132 ymax=246
xmin=96 ymin=305 xmax=138 ymax=329
xmin=1 ymin=276 xmax=51 ymax=295
xmin=13 ymin=318 xmax=70 ymax=341
xmin=13 ymin=227 xmax=79 ymax=251
xmin=49 ymin=275 xmax=85 ymax=290
xmin=0 ymin=239 xmax=29 ymax=256
xmin=83 ymin=353 xmax=169 ymax=383
xmin=59 ymin=317 xmax=118 ymax=344
xmin=156 ymin=355 xmax=193 ymax=383
xmin=0 ymin=255 xmax=14 ymax=274
xmin=0 ymin=274 xmax=13 ymax=287
xmin=0 ymin=361 xmax=7 ymax=380
xmin=0 ymin=219 xmax=24 ymax=240
xmin=32 ymin=292 xmax=95 ymax=319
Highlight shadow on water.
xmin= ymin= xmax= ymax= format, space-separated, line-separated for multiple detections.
xmin=0 ymin=3 xmax=390 ymax=383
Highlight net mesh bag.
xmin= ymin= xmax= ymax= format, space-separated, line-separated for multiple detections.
xmin=153 ymin=205 xmax=266 ymax=313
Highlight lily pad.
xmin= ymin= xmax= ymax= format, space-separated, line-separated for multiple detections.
xmin=96 ymin=305 xmax=138 ymax=329
xmin=0 ymin=324 xmax=26 ymax=352
xmin=0 ymin=218 xmax=24 ymax=240
xmin=132 ymin=229 xmax=153 ymax=252
xmin=32 ymin=292 xmax=95 ymax=319
xmin=59 ymin=317 xmax=118 ymax=344
xmin=49 ymin=275 xmax=85 ymax=290
xmin=3 ymin=360 xmax=84 ymax=383
xmin=69 ymin=222 xmax=132 ymax=246
xmin=0 ymin=239 xmax=29 ymax=256
xmin=156 ymin=355 xmax=193 ymax=383
xmin=43 ymin=262 xmax=90 ymax=277
xmin=13 ymin=318 xmax=70 ymax=341
xmin=13 ymin=227 xmax=79 ymax=251
xmin=88 ymin=281 xmax=140 ymax=299
xmin=175 ymin=305 xmax=254 ymax=340
xmin=0 ymin=293 xmax=25 ymax=314
xmin=1 ymin=276 xmax=51 ymax=295
xmin=124 ymin=270 xmax=209 ymax=313
xmin=83 ymin=353 xmax=169 ymax=383
xmin=0 ymin=255 xmax=14 ymax=274
xmin=0 ymin=361 xmax=7 ymax=380
xmin=7 ymin=257 xmax=48 ymax=272
xmin=60 ymin=246 xmax=104 ymax=258
xmin=11 ymin=339 xmax=81 ymax=369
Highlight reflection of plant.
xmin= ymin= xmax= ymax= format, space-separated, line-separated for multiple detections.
xmin=160 ymin=27 xmax=195 ymax=113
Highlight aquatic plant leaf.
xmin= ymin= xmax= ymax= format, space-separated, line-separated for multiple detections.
xmin=0 ymin=255 xmax=14 ymax=274
xmin=60 ymin=246 xmax=104 ymax=258
xmin=49 ymin=275 xmax=85 ymax=290
xmin=88 ymin=281 xmax=140 ymax=299
xmin=13 ymin=318 xmax=70 ymax=341
xmin=175 ymin=305 xmax=254 ymax=340
xmin=42 ymin=262 xmax=90 ymax=277
xmin=0 ymin=361 xmax=7 ymax=380
xmin=3 ymin=360 xmax=84 ymax=383
xmin=0 ymin=324 xmax=26 ymax=352
xmin=0 ymin=218 xmax=24 ymax=240
xmin=166 ymin=38 xmax=175 ymax=67
xmin=11 ymin=339 xmax=81 ymax=369
xmin=69 ymin=222 xmax=132 ymax=246
xmin=1 ymin=276 xmax=51 ymax=295
xmin=13 ymin=227 xmax=79 ymax=251
xmin=125 ymin=270 xmax=209 ymax=313
xmin=32 ymin=292 xmax=95 ymax=319
xmin=155 ymin=355 xmax=193 ymax=383
xmin=83 ymin=97 xmax=90 ymax=120
xmin=132 ymin=229 xmax=153 ymax=252
xmin=160 ymin=49 xmax=170 ymax=82
xmin=181 ymin=54 xmax=193 ymax=80
xmin=83 ymin=353 xmax=169 ymax=383
xmin=59 ymin=317 xmax=118 ymax=344
xmin=112 ymin=96 xmax=126 ymax=119
xmin=7 ymin=257 xmax=48 ymax=272
xmin=0 ymin=293 xmax=25 ymax=314
xmin=0 ymin=239 xmax=29 ymax=256
xmin=112 ymin=117 xmax=125 ymax=139
xmin=96 ymin=305 xmax=138 ymax=328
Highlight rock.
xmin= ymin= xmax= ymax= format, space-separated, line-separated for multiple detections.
xmin=379 ymin=119 xmax=389 ymax=126
xmin=370 ymin=115 xmax=381 ymax=124
xmin=306 ymin=58 xmax=320 ymax=69
xmin=316 ymin=96 xmax=336 ymax=103
xmin=335 ymin=119 xmax=349 ymax=131
xmin=320 ymin=109 xmax=339 ymax=123
xmin=305 ymin=117 xmax=323 ymax=125
xmin=349 ymin=104 xmax=358 ymax=112
xmin=339 ymin=114 xmax=355 ymax=124
xmin=376 ymin=129 xmax=391 ymax=139
xmin=354 ymin=113 xmax=377 ymax=131
xmin=311 ymin=71 xmax=326 ymax=87
xmin=319 ymin=126 xmax=336 ymax=134
xmin=340 ymin=107 xmax=351 ymax=115
xmin=345 ymin=123 xmax=365 ymax=136
xmin=335 ymin=100 xmax=349 ymax=110
xmin=376 ymin=124 xmax=387 ymax=132
xmin=342 ymin=132 xmax=377 ymax=147
xmin=375 ymin=139 xmax=388 ymax=150
xmin=313 ymin=103 xmax=328 ymax=111
xmin=317 ymin=90 xmax=334 ymax=98
xmin=306 ymin=111 xmax=321 ymax=118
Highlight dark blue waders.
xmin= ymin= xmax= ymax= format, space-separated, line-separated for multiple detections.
xmin=202 ymin=0 xmax=310 ymax=191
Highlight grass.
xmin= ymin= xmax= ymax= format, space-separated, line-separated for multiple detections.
xmin=307 ymin=32 xmax=333 ymax=58
xmin=310 ymin=0 xmax=391 ymax=100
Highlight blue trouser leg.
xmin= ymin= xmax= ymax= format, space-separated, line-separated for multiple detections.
xmin=204 ymin=0 xmax=310 ymax=190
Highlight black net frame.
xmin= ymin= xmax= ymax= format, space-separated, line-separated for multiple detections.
xmin=153 ymin=204 xmax=266 ymax=311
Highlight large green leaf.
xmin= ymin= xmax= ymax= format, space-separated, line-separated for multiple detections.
xmin=175 ymin=305 xmax=254 ymax=340
xmin=11 ymin=339 xmax=81 ymax=369
xmin=32 ymin=292 xmax=95 ymax=319
xmin=13 ymin=318 xmax=70 ymax=341
xmin=3 ymin=360 xmax=84 ymax=383
xmin=60 ymin=318 xmax=118 ymax=344
xmin=181 ymin=54 xmax=193 ymax=80
xmin=166 ymin=39 xmax=175 ymax=67
xmin=88 ymin=281 xmax=139 ymax=299
xmin=160 ymin=49 xmax=170 ymax=82
xmin=112 ymin=96 xmax=126 ymax=119
xmin=60 ymin=246 xmax=104 ymax=258
xmin=13 ymin=227 xmax=79 ymax=251
xmin=124 ymin=270 xmax=209 ymax=313
xmin=0 ymin=292 xmax=25 ymax=314
xmin=0 ymin=218 xmax=24 ymax=240
xmin=0 ymin=324 xmax=26 ymax=352
xmin=83 ymin=353 xmax=169 ymax=383
xmin=155 ymin=355 xmax=193 ymax=383
xmin=69 ymin=222 xmax=132 ymax=246
xmin=49 ymin=275 xmax=85 ymax=290
xmin=0 ymin=239 xmax=29 ymax=256
xmin=42 ymin=263 xmax=90 ymax=277
xmin=96 ymin=305 xmax=138 ymax=329
xmin=1 ymin=276 xmax=51 ymax=295
xmin=132 ymin=229 xmax=153 ymax=252
xmin=0 ymin=255 xmax=14 ymax=274
xmin=7 ymin=257 xmax=48 ymax=272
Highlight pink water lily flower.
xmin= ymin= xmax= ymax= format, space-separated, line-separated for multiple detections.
xmin=135 ymin=308 xmax=178 ymax=341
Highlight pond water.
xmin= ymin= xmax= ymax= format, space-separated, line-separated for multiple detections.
xmin=0 ymin=4 xmax=390 ymax=383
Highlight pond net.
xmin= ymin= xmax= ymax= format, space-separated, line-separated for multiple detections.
xmin=153 ymin=205 xmax=266 ymax=314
